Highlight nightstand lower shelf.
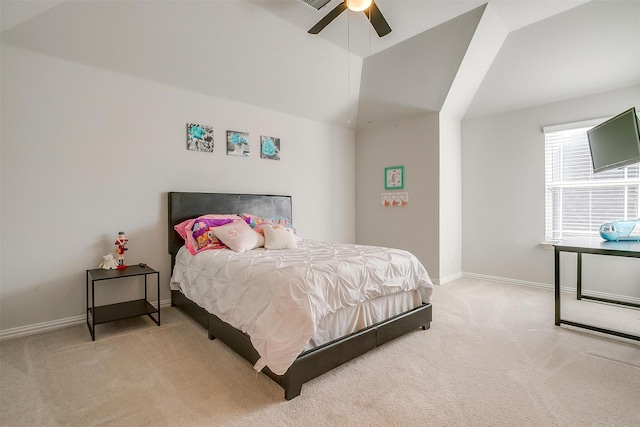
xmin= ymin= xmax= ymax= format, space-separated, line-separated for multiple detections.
xmin=89 ymin=299 xmax=159 ymax=325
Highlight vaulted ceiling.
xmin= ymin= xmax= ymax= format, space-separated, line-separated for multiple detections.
xmin=2 ymin=1 xmax=639 ymax=130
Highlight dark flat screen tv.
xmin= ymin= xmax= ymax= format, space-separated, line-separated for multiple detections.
xmin=587 ymin=107 xmax=640 ymax=174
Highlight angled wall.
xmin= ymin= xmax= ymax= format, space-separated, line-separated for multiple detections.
xmin=438 ymin=3 xmax=508 ymax=281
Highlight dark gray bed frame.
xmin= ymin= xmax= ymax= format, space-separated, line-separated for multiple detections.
xmin=168 ymin=191 xmax=432 ymax=400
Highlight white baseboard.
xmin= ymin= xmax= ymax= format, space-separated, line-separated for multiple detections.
xmin=433 ymin=272 xmax=463 ymax=285
xmin=461 ymin=272 xmax=640 ymax=305
xmin=0 ymin=315 xmax=87 ymax=342
xmin=461 ymin=272 xmax=551 ymax=290
xmin=0 ymin=299 xmax=173 ymax=341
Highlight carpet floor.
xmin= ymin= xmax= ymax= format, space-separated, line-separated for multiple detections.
xmin=1 ymin=277 xmax=638 ymax=426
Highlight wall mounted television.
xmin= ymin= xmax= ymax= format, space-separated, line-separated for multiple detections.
xmin=587 ymin=107 xmax=640 ymax=174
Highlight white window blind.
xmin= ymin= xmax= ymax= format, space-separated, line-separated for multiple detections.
xmin=544 ymin=121 xmax=640 ymax=241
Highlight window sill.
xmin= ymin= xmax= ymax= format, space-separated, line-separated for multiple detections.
xmin=540 ymin=241 xmax=560 ymax=250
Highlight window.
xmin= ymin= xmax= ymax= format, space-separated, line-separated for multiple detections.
xmin=544 ymin=119 xmax=640 ymax=241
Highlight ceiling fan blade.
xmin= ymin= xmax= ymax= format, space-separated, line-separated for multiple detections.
xmin=364 ymin=0 xmax=392 ymax=37
xmin=308 ymin=2 xmax=348 ymax=34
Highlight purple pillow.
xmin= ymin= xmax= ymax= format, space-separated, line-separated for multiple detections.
xmin=173 ymin=214 xmax=242 ymax=255
xmin=191 ymin=217 xmax=236 ymax=252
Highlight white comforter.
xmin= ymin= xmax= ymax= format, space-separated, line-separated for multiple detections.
xmin=170 ymin=239 xmax=433 ymax=375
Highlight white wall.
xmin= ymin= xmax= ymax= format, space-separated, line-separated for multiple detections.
xmin=462 ymin=84 xmax=640 ymax=298
xmin=355 ymin=113 xmax=440 ymax=279
xmin=438 ymin=112 xmax=462 ymax=283
xmin=0 ymin=46 xmax=356 ymax=333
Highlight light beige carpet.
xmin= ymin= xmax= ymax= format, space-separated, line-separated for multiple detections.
xmin=1 ymin=278 xmax=639 ymax=426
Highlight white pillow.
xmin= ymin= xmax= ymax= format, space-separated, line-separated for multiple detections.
xmin=263 ymin=224 xmax=297 ymax=249
xmin=213 ymin=220 xmax=264 ymax=253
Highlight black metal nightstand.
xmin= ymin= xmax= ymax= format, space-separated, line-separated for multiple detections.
xmin=86 ymin=265 xmax=160 ymax=340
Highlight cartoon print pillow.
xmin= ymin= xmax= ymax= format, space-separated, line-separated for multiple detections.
xmin=190 ymin=217 xmax=237 ymax=252
xmin=174 ymin=214 xmax=242 ymax=255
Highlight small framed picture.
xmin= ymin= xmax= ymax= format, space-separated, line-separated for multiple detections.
xmin=186 ymin=123 xmax=214 ymax=152
xmin=260 ymin=135 xmax=280 ymax=160
xmin=384 ymin=166 xmax=404 ymax=190
xmin=227 ymin=131 xmax=250 ymax=157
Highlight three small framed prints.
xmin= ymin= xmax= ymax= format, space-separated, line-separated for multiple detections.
xmin=186 ymin=123 xmax=280 ymax=160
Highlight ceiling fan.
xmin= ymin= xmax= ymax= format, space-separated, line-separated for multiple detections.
xmin=308 ymin=0 xmax=392 ymax=37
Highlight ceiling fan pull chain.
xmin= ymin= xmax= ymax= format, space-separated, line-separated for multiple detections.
xmin=347 ymin=9 xmax=351 ymax=125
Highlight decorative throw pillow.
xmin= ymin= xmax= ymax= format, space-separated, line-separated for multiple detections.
xmin=213 ymin=220 xmax=265 ymax=253
xmin=174 ymin=214 xmax=242 ymax=255
xmin=242 ymin=213 xmax=294 ymax=235
xmin=190 ymin=217 xmax=237 ymax=251
xmin=263 ymin=224 xmax=298 ymax=249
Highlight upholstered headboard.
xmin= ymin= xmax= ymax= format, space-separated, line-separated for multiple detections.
xmin=167 ymin=192 xmax=292 ymax=259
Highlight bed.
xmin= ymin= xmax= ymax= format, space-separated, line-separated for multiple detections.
xmin=168 ymin=191 xmax=433 ymax=400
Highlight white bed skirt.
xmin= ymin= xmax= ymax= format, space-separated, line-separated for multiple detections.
xmin=305 ymin=289 xmax=422 ymax=350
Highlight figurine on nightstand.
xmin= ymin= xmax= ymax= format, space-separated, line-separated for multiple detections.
xmin=98 ymin=253 xmax=119 ymax=270
xmin=114 ymin=231 xmax=128 ymax=269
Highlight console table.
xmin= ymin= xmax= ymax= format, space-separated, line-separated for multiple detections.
xmin=554 ymin=237 xmax=640 ymax=341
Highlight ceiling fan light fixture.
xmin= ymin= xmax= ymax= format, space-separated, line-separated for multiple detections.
xmin=346 ymin=0 xmax=372 ymax=12
xmin=308 ymin=0 xmax=390 ymax=37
